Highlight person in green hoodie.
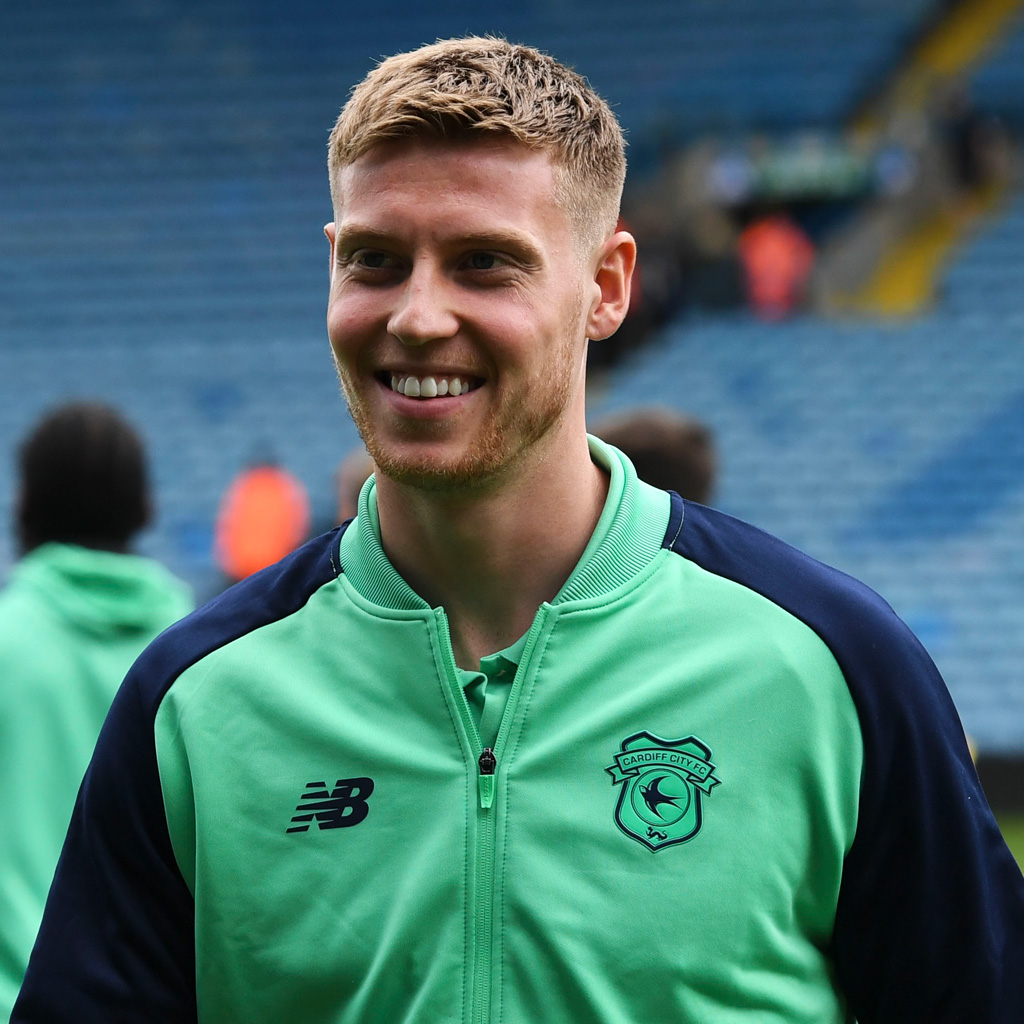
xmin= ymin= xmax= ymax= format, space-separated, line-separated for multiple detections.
xmin=0 ymin=401 xmax=192 ymax=1019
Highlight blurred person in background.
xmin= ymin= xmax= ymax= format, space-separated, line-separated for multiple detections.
xmin=15 ymin=37 xmax=1024 ymax=1024
xmin=0 ymin=402 xmax=192 ymax=1019
xmin=213 ymin=454 xmax=311 ymax=583
xmin=334 ymin=446 xmax=374 ymax=524
xmin=591 ymin=406 xmax=716 ymax=504
xmin=737 ymin=206 xmax=815 ymax=319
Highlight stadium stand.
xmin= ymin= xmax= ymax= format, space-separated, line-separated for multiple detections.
xmin=969 ymin=11 xmax=1024 ymax=128
xmin=3 ymin=0 xmax=1024 ymax=757
xmin=942 ymin=191 xmax=1024 ymax=313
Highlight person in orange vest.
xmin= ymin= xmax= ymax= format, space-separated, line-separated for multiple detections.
xmin=214 ymin=460 xmax=311 ymax=582
xmin=737 ymin=211 xmax=815 ymax=320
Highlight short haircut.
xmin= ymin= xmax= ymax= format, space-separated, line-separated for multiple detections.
xmin=328 ymin=36 xmax=627 ymax=252
xmin=593 ymin=408 xmax=717 ymax=505
xmin=16 ymin=401 xmax=152 ymax=553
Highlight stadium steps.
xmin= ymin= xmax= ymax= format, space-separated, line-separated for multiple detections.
xmin=857 ymin=0 xmax=1024 ymax=124
xmin=970 ymin=17 xmax=1024 ymax=126
xmin=840 ymin=180 xmax=1005 ymax=314
xmin=942 ymin=189 xmax=1024 ymax=309
xmin=830 ymin=0 xmax=1024 ymax=315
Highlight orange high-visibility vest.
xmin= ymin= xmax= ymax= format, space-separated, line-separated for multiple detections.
xmin=214 ymin=465 xmax=311 ymax=581
xmin=738 ymin=216 xmax=815 ymax=319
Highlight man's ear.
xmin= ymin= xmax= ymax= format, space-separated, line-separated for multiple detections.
xmin=325 ymin=222 xmax=337 ymax=281
xmin=586 ymin=230 xmax=637 ymax=341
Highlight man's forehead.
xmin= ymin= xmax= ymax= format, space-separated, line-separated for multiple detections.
xmin=333 ymin=135 xmax=559 ymax=202
xmin=330 ymin=134 xmax=593 ymax=261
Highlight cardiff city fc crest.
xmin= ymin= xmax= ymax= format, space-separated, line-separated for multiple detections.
xmin=605 ymin=732 xmax=721 ymax=852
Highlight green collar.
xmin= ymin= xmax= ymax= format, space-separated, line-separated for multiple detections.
xmin=337 ymin=435 xmax=670 ymax=612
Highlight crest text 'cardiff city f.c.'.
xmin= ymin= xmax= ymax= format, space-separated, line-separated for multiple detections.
xmin=606 ymin=732 xmax=721 ymax=852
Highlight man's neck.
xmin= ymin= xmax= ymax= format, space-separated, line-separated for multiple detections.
xmin=375 ymin=434 xmax=608 ymax=670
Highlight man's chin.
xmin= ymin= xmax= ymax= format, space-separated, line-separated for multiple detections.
xmin=368 ymin=441 xmax=510 ymax=494
xmin=373 ymin=457 xmax=502 ymax=494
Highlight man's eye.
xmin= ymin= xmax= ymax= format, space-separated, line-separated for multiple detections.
xmin=465 ymin=252 xmax=503 ymax=271
xmin=357 ymin=251 xmax=394 ymax=269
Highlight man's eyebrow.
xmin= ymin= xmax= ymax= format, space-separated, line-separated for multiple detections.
xmin=333 ymin=225 xmax=395 ymax=252
xmin=334 ymin=224 xmax=545 ymax=264
xmin=453 ymin=230 xmax=545 ymax=263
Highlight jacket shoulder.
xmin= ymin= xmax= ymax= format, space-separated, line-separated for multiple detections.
xmin=668 ymin=495 xmax=1024 ymax=1022
xmin=129 ymin=527 xmax=345 ymax=713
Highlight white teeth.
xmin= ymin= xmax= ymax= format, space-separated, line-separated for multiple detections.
xmin=390 ymin=374 xmax=474 ymax=398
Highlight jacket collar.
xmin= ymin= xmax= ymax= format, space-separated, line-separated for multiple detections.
xmin=337 ymin=435 xmax=670 ymax=612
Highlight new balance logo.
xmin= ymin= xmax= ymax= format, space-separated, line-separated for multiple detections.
xmin=287 ymin=777 xmax=374 ymax=833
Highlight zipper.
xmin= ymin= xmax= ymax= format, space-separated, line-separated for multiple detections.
xmin=478 ymin=746 xmax=497 ymax=809
xmin=433 ymin=609 xmax=497 ymax=1024
xmin=472 ymin=746 xmax=497 ymax=1024
xmin=433 ymin=606 xmax=552 ymax=1024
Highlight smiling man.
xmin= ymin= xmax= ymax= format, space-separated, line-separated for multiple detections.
xmin=13 ymin=36 xmax=1024 ymax=1024
xmin=324 ymin=125 xmax=631 ymax=666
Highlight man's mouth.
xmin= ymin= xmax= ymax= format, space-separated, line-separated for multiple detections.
xmin=385 ymin=373 xmax=483 ymax=399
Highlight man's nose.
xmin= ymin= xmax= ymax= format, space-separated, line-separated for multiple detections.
xmin=387 ymin=263 xmax=459 ymax=346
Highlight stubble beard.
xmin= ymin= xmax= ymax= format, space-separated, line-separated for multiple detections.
xmin=335 ymin=314 xmax=583 ymax=495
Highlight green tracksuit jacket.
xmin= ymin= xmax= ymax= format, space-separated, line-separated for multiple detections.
xmin=13 ymin=440 xmax=1024 ymax=1022
xmin=0 ymin=543 xmax=192 ymax=1019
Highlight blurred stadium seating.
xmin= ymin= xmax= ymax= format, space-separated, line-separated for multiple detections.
xmin=2 ymin=0 xmax=1023 ymax=753
xmin=969 ymin=11 xmax=1024 ymax=129
xmin=943 ymin=192 xmax=1024 ymax=312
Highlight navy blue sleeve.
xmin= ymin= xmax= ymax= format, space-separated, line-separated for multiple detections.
xmin=669 ymin=495 xmax=1024 ymax=1023
xmin=11 ymin=530 xmax=343 ymax=1022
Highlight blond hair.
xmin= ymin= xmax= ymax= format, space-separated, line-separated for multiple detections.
xmin=328 ymin=36 xmax=626 ymax=252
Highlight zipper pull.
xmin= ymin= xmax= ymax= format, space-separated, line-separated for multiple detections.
xmin=478 ymin=747 xmax=496 ymax=809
